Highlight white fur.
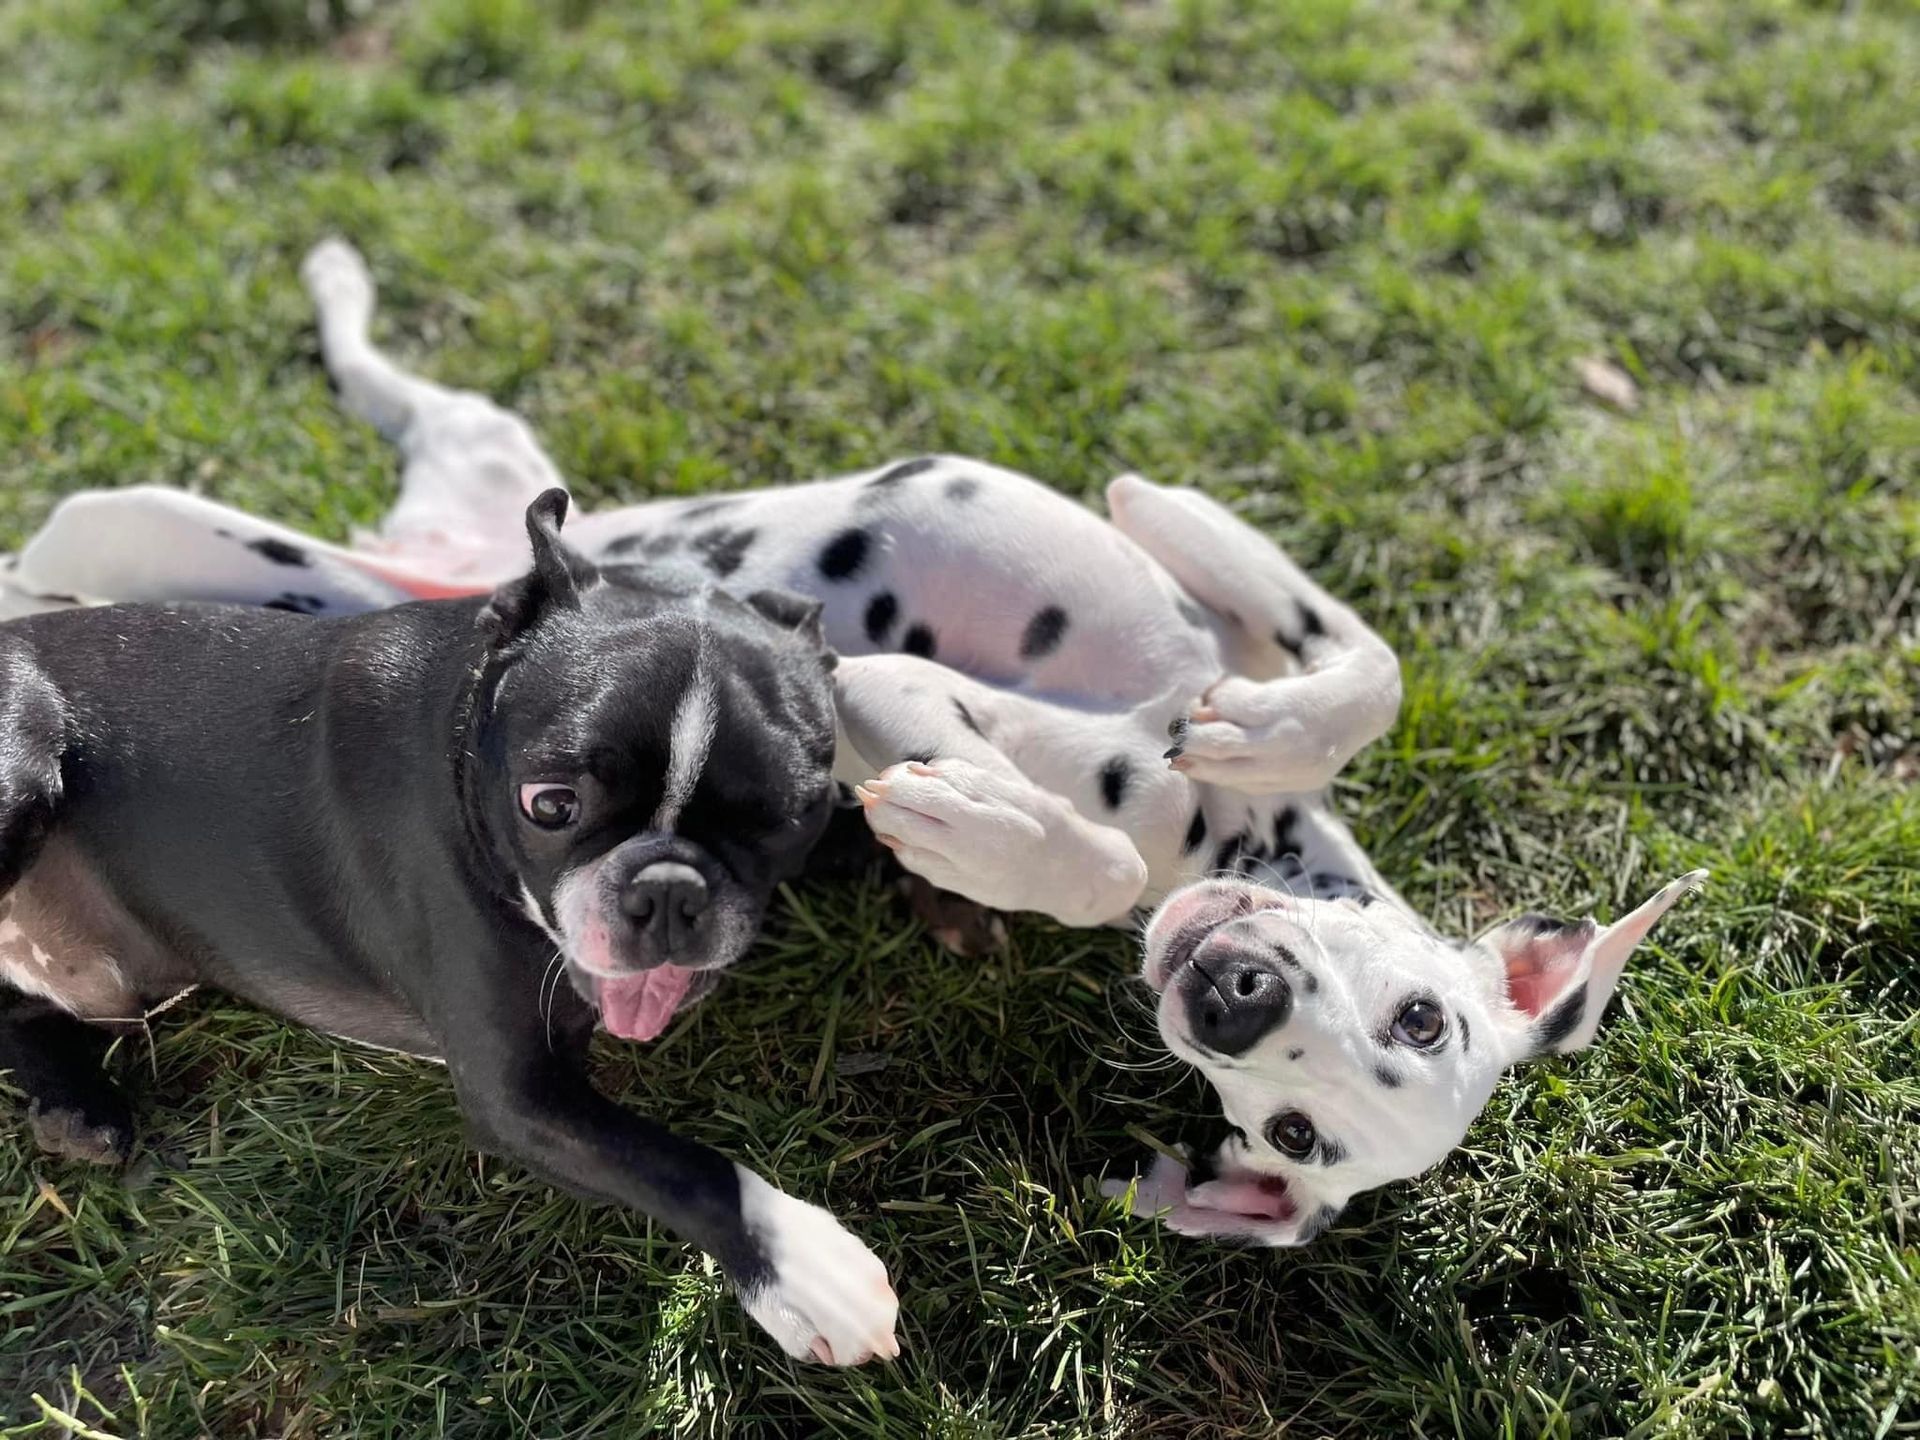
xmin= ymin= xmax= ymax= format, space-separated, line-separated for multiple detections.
xmin=734 ymin=1166 xmax=900 ymax=1365
xmin=0 ymin=238 xmax=1703 ymax=1253
xmin=652 ymin=661 xmax=717 ymax=832
xmin=1105 ymin=869 xmax=1708 ymax=1243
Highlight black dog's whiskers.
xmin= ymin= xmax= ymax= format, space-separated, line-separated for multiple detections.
xmin=538 ymin=949 xmax=566 ymax=1053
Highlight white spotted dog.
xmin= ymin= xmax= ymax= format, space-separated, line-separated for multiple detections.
xmin=1 ymin=239 xmax=1706 ymax=1244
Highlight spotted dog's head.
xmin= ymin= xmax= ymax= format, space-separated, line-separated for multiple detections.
xmin=474 ymin=491 xmax=839 ymax=1040
xmin=1135 ymin=869 xmax=1708 ymax=1243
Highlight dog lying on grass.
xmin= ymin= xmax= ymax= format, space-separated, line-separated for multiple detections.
xmin=1 ymin=239 xmax=1704 ymax=1262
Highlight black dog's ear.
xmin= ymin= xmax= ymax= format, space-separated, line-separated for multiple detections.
xmin=479 ymin=489 xmax=599 ymax=644
xmin=746 ymin=588 xmax=827 ymax=648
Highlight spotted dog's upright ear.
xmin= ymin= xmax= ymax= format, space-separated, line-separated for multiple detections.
xmin=480 ymin=489 xmax=598 ymax=644
xmin=1481 ymin=870 xmax=1709 ymax=1060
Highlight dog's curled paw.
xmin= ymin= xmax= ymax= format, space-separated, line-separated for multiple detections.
xmin=1167 ymin=678 xmax=1340 ymax=795
xmin=857 ymin=758 xmax=1143 ymax=926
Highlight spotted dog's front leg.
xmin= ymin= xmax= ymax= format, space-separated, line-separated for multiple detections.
xmin=855 ymin=761 xmax=1147 ymax=928
xmin=1106 ymin=474 xmax=1401 ymax=795
xmin=835 ymin=656 xmax=1151 ymax=929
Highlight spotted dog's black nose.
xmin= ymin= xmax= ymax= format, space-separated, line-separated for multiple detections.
xmin=622 ymin=862 xmax=709 ymax=948
xmin=1180 ymin=945 xmax=1292 ymax=1056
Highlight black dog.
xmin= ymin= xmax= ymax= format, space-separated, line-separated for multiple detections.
xmin=0 ymin=491 xmax=900 ymax=1366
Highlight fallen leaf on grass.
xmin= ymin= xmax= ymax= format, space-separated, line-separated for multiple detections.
xmin=1577 ymin=356 xmax=1641 ymax=411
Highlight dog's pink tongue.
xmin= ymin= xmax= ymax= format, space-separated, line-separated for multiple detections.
xmin=597 ymin=965 xmax=695 ymax=1041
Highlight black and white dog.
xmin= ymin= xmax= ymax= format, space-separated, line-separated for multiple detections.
xmin=2 ymin=240 xmax=1703 ymax=1257
xmin=0 ymin=496 xmax=900 ymax=1366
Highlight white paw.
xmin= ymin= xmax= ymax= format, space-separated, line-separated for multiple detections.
xmin=856 ymin=759 xmax=1144 ymax=927
xmin=736 ymin=1169 xmax=899 ymax=1367
xmin=1168 ymin=676 xmax=1343 ymax=794
xmin=300 ymin=237 xmax=376 ymax=315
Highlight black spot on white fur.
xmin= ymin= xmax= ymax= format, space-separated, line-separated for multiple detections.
xmin=246 ymin=536 xmax=309 ymax=567
xmin=1534 ymin=988 xmax=1587 ymax=1053
xmin=1458 ymin=1014 xmax=1472 ymax=1054
xmin=1213 ymin=832 xmax=1249 ymax=874
xmin=1373 ymin=1065 xmax=1401 ymax=1089
xmin=818 ymin=528 xmax=871 ymax=582
xmin=1286 ymin=1047 xmax=1304 ymax=1062
xmin=954 ymin=699 xmax=985 ymax=738
xmin=868 ymin=457 xmax=936 ymax=491
xmin=1317 ymin=1137 xmax=1347 ymax=1167
xmin=690 ymin=526 xmax=756 ymax=577
xmin=678 ymin=498 xmax=737 ymax=523
xmin=1020 ymin=606 xmax=1069 ymax=660
xmin=604 ymin=531 xmax=678 ymax=559
xmin=864 ymin=591 xmax=898 ymax=643
xmin=1182 ymin=808 xmax=1207 ymax=853
xmin=1099 ymin=757 xmax=1131 ymax=810
xmin=902 ymin=624 xmax=937 ymax=658
xmin=945 ymin=476 xmax=980 ymax=502
xmin=1273 ymin=806 xmax=1301 ymax=861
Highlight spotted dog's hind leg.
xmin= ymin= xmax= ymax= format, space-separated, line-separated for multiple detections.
xmin=11 ymin=487 xmax=412 ymax=615
xmin=302 ymin=238 xmax=564 ymax=557
xmin=1106 ymin=474 xmax=1402 ymax=795
xmin=0 ymin=645 xmax=132 ymax=1165
xmin=834 ymin=655 xmax=1153 ymax=930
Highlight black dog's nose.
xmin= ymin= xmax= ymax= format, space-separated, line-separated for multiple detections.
xmin=622 ymin=862 xmax=709 ymax=946
xmin=1181 ymin=948 xmax=1292 ymax=1056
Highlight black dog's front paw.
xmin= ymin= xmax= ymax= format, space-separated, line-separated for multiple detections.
xmin=28 ymin=1096 xmax=133 ymax=1166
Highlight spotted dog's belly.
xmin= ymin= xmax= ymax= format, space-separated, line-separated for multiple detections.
xmin=565 ymin=458 xmax=1230 ymax=707
xmin=0 ymin=835 xmax=192 ymax=1018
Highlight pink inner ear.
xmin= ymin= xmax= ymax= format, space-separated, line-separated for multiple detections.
xmin=1497 ymin=928 xmax=1594 ymax=1018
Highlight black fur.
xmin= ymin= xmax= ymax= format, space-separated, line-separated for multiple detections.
xmin=863 ymin=591 xmax=898 ymax=643
xmin=690 ymin=526 xmax=757 ymax=577
xmin=1020 ymin=606 xmax=1069 ymax=660
xmin=868 ymin=457 xmax=936 ymax=490
xmin=246 ymin=536 xmax=310 ymax=567
xmin=817 ymin=528 xmax=871 ymax=582
xmin=901 ymin=623 xmax=937 ymax=658
xmin=1099 ymin=756 xmax=1131 ymax=811
xmin=0 ymin=497 xmax=841 ymax=1304
xmin=1534 ymin=988 xmax=1588 ymax=1053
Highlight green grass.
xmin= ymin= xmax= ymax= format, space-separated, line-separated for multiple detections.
xmin=2 ymin=0 xmax=1917 ymax=1433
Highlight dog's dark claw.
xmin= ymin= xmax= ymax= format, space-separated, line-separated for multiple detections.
xmin=1163 ymin=745 xmax=1184 ymax=761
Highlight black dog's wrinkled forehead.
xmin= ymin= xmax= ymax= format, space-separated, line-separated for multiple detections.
xmin=489 ymin=574 xmax=837 ymax=808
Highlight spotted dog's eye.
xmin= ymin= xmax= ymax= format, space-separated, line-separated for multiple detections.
xmin=1265 ymin=1111 xmax=1316 ymax=1159
xmin=1392 ymin=999 xmax=1446 ymax=1048
xmin=518 ymin=783 xmax=580 ymax=830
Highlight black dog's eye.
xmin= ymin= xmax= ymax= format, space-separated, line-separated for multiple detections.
xmin=1266 ymin=1111 xmax=1316 ymax=1159
xmin=1392 ymin=999 xmax=1446 ymax=1048
xmin=518 ymin=783 xmax=580 ymax=830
